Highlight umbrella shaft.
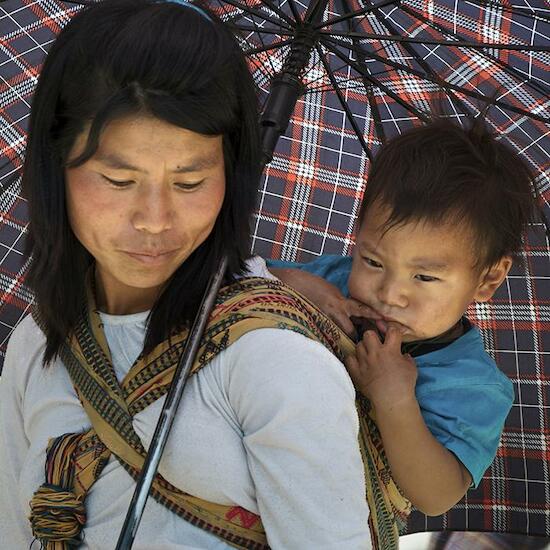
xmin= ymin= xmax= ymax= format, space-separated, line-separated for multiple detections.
xmin=115 ymin=255 xmax=229 ymax=549
xmin=260 ymin=0 xmax=329 ymax=163
xmin=261 ymin=74 xmax=304 ymax=163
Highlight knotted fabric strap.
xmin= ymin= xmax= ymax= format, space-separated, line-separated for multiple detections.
xmin=30 ymin=277 xmax=410 ymax=549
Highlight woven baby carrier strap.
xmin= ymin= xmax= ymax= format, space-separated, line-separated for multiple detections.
xmin=30 ymin=277 xmax=410 ymax=550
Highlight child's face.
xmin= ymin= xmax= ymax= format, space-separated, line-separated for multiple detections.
xmin=348 ymin=203 xmax=507 ymax=342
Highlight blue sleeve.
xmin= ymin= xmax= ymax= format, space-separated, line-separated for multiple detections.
xmin=265 ymin=255 xmax=352 ymax=296
xmin=416 ymin=381 xmax=514 ymax=487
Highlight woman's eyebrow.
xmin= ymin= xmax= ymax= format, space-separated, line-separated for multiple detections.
xmin=94 ymin=153 xmax=220 ymax=173
xmin=94 ymin=153 xmax=140 ymax=171
xmin=172 ymin=156 xmax=219 ymax=173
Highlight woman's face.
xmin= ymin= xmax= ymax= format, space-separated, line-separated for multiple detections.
xmin=65 ymin=115 xmax=226 ymax=314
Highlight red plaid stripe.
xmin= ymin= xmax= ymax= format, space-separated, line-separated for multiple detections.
xmin=1 ymin=0 xmax=549 ymax=538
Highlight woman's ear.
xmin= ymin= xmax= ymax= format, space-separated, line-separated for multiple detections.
xmin=474 ymin=256 xmax=513 ymax=302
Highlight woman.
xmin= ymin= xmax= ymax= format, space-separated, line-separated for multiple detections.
xmin=0 ymin=1 xmax=399 ymax=548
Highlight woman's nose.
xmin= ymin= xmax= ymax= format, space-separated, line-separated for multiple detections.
xmin=132 ymin=186 xmax=174 ymax=234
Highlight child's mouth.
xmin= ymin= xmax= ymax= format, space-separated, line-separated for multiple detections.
xmin=350 ymin=316 xmax=408 ymax=343
xmin=376 ymin=318 xmax=408 ymax=335
xmin=350 ymin=316 xmax=379 ymax=341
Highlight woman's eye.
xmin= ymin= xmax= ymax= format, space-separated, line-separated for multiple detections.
xmin=416 ymin=274 xmax=439 ymax=282
xmin=175 ymin=180 xmax=204 ymax=191
xmin=102 ymin=176 xmax=133 ymax=187
xmin=363 ymin=257 xmax=382 ymax=268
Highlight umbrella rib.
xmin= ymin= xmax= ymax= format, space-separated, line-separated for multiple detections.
xmin=300 ymin=58 xmax=364 ymax=87
xmin=313 ymin=0 xmax=399 ymax=30
xmin=540 ymin=209 xmax=550 ymax=242
xmin=467 ymin=0 xmax=550 ymax=24
xmin=59 ymin=0 xmax=97 ymax=5
xmin=320 ymin=37 xmax=431 ymax=122
xmin=315 ymin=44 xmax=374 ymax=162
xmin=242 ymin=47 xmax=278 ymax=86
xmin=211 ymin=0 xmax=249 ymax=24
xmin=217 ymin=0 xmax=293 ymax=31
xmin=323 ymin=35 xmax=549 ymax=124
xmin=285 ymin=0 xmax=303 ymax=23
xmin=400 ymin=4 xmax=550 ymax=99
xmin=317 ymin=30 xmax=549 ymax=51
xmin=227 ymin=23 xmax=295 ymax=36
xmin=210 ymin=0 xmax=253 ymax=24
xmin=356 ymin=0 xmax=473 ymax=121
xmin=257 ymin=0 xmax=297 ymax=28
xmin=341 ymin=0 xmax=387 ymax=143
xmin=241 ymin=5 xmax=282 ymax=78
xmin=301 ymin=59 xmax=397 ymax=91
xmin=362 ymin=72 xmax=387 ymax=145
xmin=243 ymin=37 xmax=295 ymax=56
xmin=306 ymin=70 xmax=395 ymax=92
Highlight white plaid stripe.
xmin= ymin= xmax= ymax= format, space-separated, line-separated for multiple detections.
xmin=1 ymin=0 xmax=550 ymax=538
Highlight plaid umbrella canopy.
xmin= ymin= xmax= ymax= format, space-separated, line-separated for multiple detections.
xmin=1 ymin=0 xmax=549 ymax=542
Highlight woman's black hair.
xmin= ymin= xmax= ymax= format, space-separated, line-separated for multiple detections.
xmin=23 ymin=0 xmax=262 ymax=365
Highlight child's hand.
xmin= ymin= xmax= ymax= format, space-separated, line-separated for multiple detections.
xmin=345 ymin=324 xmax=418 ymax=410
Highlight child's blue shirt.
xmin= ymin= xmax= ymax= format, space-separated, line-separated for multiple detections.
xmin=267 ymin=255 xmax=514 ymax=487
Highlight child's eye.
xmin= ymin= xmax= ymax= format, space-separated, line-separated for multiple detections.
xmin=363 ymin=256 xmax=382 ymax=268
xmin=102 ymin=176 xmax=133 ymax=187
xmin=415 ymin=274 xmax=439 ymax=282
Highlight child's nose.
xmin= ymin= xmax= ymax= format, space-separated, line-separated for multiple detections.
xmin=377 ymin=277 xmax=408 ymax=308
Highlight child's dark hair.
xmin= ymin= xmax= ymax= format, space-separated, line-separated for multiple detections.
xmin=23 ymin=0 xmax=261 ymax=365
xmin=359 ymin=117 xmax=539 ymax=269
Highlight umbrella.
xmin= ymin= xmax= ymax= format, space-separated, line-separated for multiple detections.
xmin=202 ymin=0 xmax=550 ymax=540
xmin=1 ymin=0 xmax=549 ymax=542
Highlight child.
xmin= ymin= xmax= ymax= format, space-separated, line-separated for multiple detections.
xmin=266 ymin=118 xmax=538 ymax=516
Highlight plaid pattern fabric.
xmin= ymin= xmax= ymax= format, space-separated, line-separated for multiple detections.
xmin=1 ymin=0 xmax=549 ymax=539
xmin=1 ymin=0 xmax=79 ymax=364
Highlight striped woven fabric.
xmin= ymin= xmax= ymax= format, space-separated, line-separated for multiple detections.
xmin=1 ymin=0 xmax=549 ymax=540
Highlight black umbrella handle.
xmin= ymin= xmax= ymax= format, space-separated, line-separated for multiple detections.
xmin=115 ymin=254 xmax=228 ymax=550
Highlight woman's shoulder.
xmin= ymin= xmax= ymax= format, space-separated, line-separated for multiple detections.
xmin=10 ymin=311 xmax=43 ymax=336
xmin=6 ymin=313 xmax=45 ymax=355
xmin=217 ymin=327 xmax=355 ymax=406
xmin=2 ymin=313 xmax=46 ymax=389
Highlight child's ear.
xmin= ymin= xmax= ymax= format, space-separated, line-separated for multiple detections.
xmin=474 ymin=256 xmax=513 ymax=302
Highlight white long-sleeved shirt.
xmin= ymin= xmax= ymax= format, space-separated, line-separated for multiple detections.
xmin=0 ymin=261 xmax=371 ymax=549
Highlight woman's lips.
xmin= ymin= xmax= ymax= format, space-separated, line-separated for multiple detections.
xmin=124 ymin=250 xmax=178 ymax=265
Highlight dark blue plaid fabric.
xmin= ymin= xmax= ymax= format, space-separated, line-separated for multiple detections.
xmin=1 ymin=0 xmax=549 ymax=538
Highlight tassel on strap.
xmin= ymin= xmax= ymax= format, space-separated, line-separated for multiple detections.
xmin=29 ymin=432 xmax=90 ymax=549
xmin=30 ymin=483 xmax=86 ymax=546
